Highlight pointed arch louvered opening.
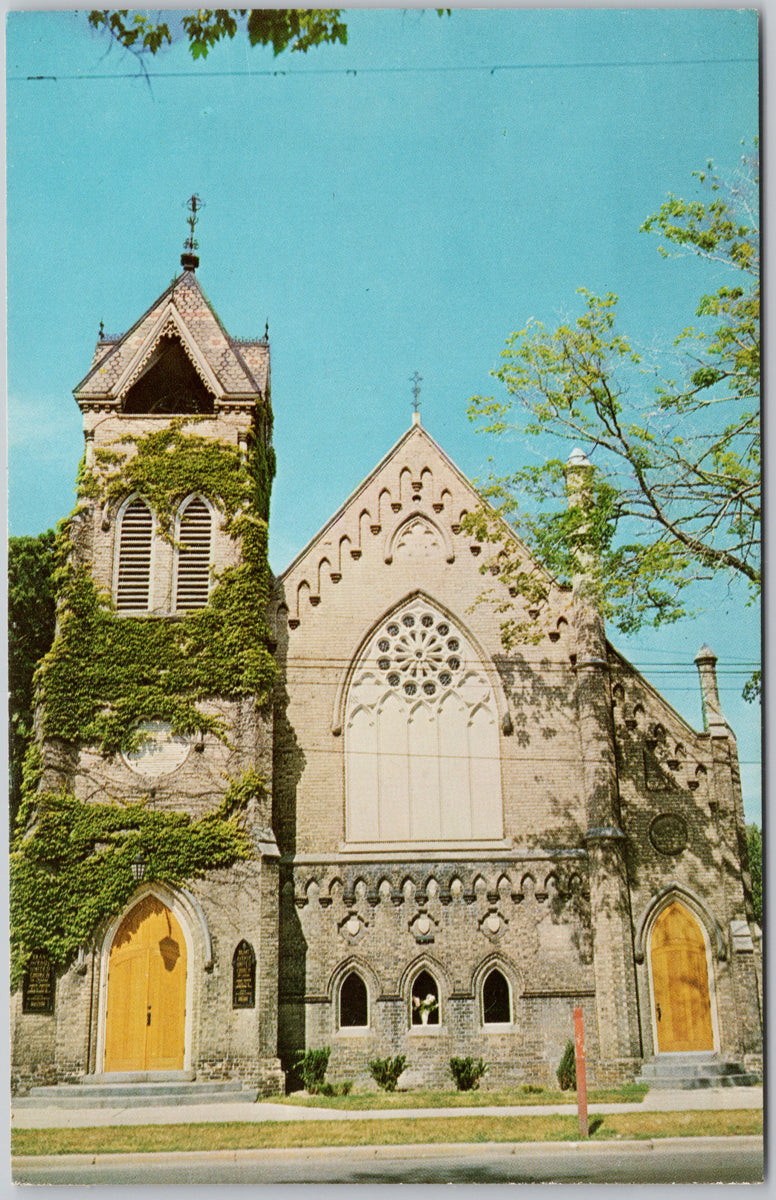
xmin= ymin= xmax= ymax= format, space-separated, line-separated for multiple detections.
xmin=175 ymin=497 xmax=212 ymax=611
xmin=116 ymin=498 xmax=153 ymax=611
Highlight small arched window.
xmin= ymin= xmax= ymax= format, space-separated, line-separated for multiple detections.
xmin=411 ymin=968 xmax=440 ymax=1026
xmin=339 ymin=971 xmax=368 ymax=1028
xmin=116 ymin=497 xmax=153 ymax=611
xmin=482 ymin=967 xmax=511 ymax=1025
xmin=175 ymin=497 xmax=212 ymax=611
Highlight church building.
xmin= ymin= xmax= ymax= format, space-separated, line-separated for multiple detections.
xmin=10 ymin=257 xmax=762 ymax=1097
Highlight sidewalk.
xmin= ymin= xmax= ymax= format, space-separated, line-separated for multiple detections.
xmin=11 ymin=1086 xmax=763 ymax=1129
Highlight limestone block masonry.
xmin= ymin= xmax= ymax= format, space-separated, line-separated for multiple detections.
xmin=11 ymin=271 xmax=761 ymax=1096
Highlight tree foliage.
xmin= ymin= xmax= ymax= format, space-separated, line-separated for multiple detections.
xmin=8 ymin=531 xmax=57 ymax=829
xmin=468 ymin=151 xmax=760 ymax=689
xmin=746 ymin=823 xmax=762 ymax=925
xmin=87 ymin=9 xmax=451 ymax=62
xmin=88 ymin=9 xmax=349 ymax=60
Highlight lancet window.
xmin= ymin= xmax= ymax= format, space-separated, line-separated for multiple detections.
xmin=115 ymin=497 xmax=154 ymax=612
xmin=344 ymin=597 xmax=503 ymax=842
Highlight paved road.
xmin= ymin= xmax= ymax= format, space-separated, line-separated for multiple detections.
xmin=13 ymin=1137 xmax=764 ymax=1185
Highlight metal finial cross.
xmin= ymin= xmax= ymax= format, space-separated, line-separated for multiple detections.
xmin=410 ymin=371 xmax=423 ymax=414
xmin=183 ymin=194 xmax=204 ymax=253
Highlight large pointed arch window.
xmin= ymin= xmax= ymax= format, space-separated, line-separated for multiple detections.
xmin=175 ymin=496 xmax=213 ymax=611
xmin=344 ymin=597 xmax=503 ymax=842
xmin=116 ymin=497 xmax=153 ymax=611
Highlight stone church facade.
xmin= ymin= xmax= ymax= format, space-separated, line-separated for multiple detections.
xmin=11 ymin=264 xmax=762 ymax=1095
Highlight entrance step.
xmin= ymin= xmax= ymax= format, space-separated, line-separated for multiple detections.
xmin=637 ymin=1054 xmax=762 ymax=1090
xmin=14 ymin=1076 xmax=258 ymax=1109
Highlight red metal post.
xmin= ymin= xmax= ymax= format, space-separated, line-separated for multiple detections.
xmin=574 ymin=1005 xmax=589 ymax=1138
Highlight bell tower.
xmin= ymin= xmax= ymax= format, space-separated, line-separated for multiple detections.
xmin=12 ymin=229 xmax=284 ymax=1096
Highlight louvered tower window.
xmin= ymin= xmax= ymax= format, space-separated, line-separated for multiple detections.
xmin=175 ymin=497 xmax=212 ymax=610
xmin=116 ymin=498 xmax=153 ymax=611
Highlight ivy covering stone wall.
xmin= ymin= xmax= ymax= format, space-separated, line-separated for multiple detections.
xmin=11 ymin=419 xmax=276 ymax=987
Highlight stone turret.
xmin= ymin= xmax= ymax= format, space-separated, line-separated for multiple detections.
xmin=695 ymin=644 xmax=729 ymax=736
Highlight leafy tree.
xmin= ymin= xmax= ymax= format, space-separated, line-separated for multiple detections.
xmin=8 ymin=531 xmax=57 ymax=829
xmin=88 ymin=10 xmax=348 ymax=60
xmin=746 ymin=823 xmax=762 ymax=925
xmin=88 ymin=9 xmax=450 ymax=62
xmin=467 ymin=151 xmax=759 ymax=694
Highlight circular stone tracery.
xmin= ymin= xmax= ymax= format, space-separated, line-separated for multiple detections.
xmin=372 ymin=608 xmax=463 ymax=699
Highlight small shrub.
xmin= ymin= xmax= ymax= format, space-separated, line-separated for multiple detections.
xmin=557 ymin=1040 xmax=576 ymax=1091
xmin=295 ymin=1047 xmax=331 ymax=1094
xmin=368 ymin=1055 xmax=407 ymax=1092
xmin=318 ymin=1080 xmax=353 ymax=1097
xmin=519 ymin=1083 xmax=545 ymax=1095
xmin=449 ymin=1056 xmax=488 ymax=1091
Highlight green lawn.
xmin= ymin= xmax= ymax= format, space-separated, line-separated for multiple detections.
xmin=274 ymin=1083 xmax=649 ymax=1109
xmin=12 ymin=1110 xmax=762 ymax=1158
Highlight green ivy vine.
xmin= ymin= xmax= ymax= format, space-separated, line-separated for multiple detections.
xmin=10 ymin=769 xmax=263 ymax=989
xmin=13 ymin=419 xmax=277 ymax=985
xmin=36 ymin=422 xmax=277 ymax=756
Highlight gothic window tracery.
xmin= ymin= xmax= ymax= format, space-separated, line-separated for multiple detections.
xmin=345 ymin=597 xmax=503 ymax=842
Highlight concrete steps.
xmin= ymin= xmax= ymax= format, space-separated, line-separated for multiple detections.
xmin=14 ymin=1072 xmax=258 ymax=1109
xmin=636 ymin=1054 xmax=762 ymax=1090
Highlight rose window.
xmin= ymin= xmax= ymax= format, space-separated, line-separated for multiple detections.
xmin=373 ymin=610 xmax=463 ymax=699
xmin=344 ymin=597 xmax=504 ymax=842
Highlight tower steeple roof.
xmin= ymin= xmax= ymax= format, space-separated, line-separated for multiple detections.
xmin=74 ymin=270 xmax=268 ymax=409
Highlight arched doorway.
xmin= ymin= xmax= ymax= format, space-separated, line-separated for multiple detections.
xmin=650 ymin=901 xmax=714 ymax=1052
xmin=104 ymin=896 xmax=187 ymax=1072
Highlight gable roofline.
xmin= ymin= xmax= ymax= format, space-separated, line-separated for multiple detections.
xmin=111 ymin=300 xmax=224 ymax=400
xmin=277 ymin=421 xmax=555 ymax=586
xmin=606 ymin=640 xmax=701 ymax=738
xmin=73 ymin=270 xmax=265 ymax=398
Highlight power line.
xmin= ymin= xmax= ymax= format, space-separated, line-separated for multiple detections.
xmin=283 ymin=744 xmax=762 ymax=766
xmin=9 ymin=55 xmax=757 ymax=84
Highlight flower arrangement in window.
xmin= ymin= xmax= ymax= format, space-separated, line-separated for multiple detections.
xmin=412 ymin=992 xmax=439 ymax=1025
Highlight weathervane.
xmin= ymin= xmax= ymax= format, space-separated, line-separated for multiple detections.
xmin=410 ymin=371 xmax=423 ymax=417
xmin=181 ymin=194 xmax=204 ymax=269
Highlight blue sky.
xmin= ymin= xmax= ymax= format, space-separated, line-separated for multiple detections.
xmin=6 ymin=8 xmax=760 ymax=818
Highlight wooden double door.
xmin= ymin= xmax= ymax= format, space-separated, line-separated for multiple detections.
xmin=650 ymin=901 xmax=714 ymax=1053
xmin=104 ymin=896 xmax=187 ymax=1072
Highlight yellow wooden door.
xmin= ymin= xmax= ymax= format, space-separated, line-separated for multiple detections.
xmin=651 ymin=901 xmax=714 ymax=1052
xmin=105 ymin=897 xmax=187 ymax=1072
